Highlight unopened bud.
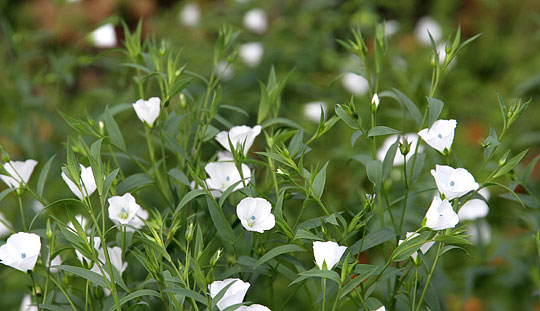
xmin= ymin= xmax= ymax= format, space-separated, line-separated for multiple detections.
xmin=46 ymin=219 xmax=53 ymax=240
xmin=0 ymin=146 xmax=10 ymax=162
xmin=185 ymin=222 xmax=194 ymax=243
xmin=371 ymin=93 xmax=380 ymax=113
xmin=431 ymin=54 xmax=438 ymax=67
xmin=364 ymin=194 xmax=376 ymax=211
xmin=179 ymin=93 xmax=187 ymax=108
xmin=499 ymin=150 xmax=510 ymax=167
xmin=399 ymin=138 xmax=411 ymax=156
xmin=227 ymin=51 xmax=238 ymax=64
xmin=210 ymin=248 xmax=223 ymax=267
xmin=98 ymin=121 xmax=105 ymax=136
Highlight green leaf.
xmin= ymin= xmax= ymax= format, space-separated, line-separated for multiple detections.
xmin=261 ymin=117 xmax=302 ymax=130
xmin=496 ymin=91 xmax=507 ymax=129
xmin=102 ymin=169 xmax=119 ymax=198
xmin=350 ymin=228 xmax=395 ymax=254
xmin=255 ymin=244 xmax=306 ymax=267
xmin=168 ymin=168 xmax=191 ymax=187
xmin=367 ymin=126 xmax=400 ymax=137
xmin=290 ymin=268 xmax=341 ymax=286
xmin=118 ymin=289 xmax=162 ymax=306
xmin=176 ymin=189 xmax=206 ymax=211
xmin=382 ymin=139 xmax=399 ymax=180
xmin=116 ymin=173 xmax=152 ymax=194
xmin=434 ymin=234 xmax=472 ymax=245
xmin=366 ymin=160 xmax=382 ymax=190
xmin=406 ymin=153 xmax=426 ymax=184
xmin=104 ymin=106 xmax=126 ymax=150
xmin=493 ymin=149 xmax=528 ymax=179
xmin=379 ymin=89 xmax=422 ymax=126
xmin=335 ymin=105 xmax=359 ymax=130
xmin=53 ymin=265 xmax=108 ymax=289
xmin=427 ymin=97 xmax=444 ymax=127
xmin=312 ymin=162 xmax=328 ymax=199
xmin=340 ymin=265 xmax=378 ymax=298
xmin=391 ymin=231 xmax=432 ymax=262
xmin=37 ymin=155 xmax=56 ymax=198
xmin=206 ymin=196 xmax=233 ymax=243
xmin=294 ymin=229 xmax=323 ymax=241
xmin=351 ymin=130 xmax=363 ymax=147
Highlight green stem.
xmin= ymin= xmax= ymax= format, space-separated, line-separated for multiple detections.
xmin=412 ymin=266 xmax=418 ymax=311
xmin=18 ymin=194 xmax=26 ymax=231
xmin=416 ymin=242 xmax=443 ymax=311
xmin=322 ymin=278 xmax=327 ymax=311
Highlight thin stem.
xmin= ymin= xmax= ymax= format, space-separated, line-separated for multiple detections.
xmin=416 ymin=242 xmax=444 ymax=311
xmin=412 ymin=266 xmax=418 ymax=311
xmin=18 ymin=194 xmax=26 ymax=231
xmin=322 ymin=278 xmax=327 ymax=311
xmin=49 ymin=275 xmax=78 ymax=311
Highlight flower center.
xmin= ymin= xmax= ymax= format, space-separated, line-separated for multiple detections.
xmin=225 ymin=176 xmax=230 ymax=181
xmin=120 ymin=207 xmax=129 ymax=219
xmin=437 ymin=134 xmax=443 ymax=139
xmin=21 ymin=253 xmax=26 ymax=259
xmin=450 ymin=181 xmax=455 ymax=187
xmin=439 ymin=214 xmax=443 ymax=217
xmin=250 ymin=215 xmax=256 ymax=220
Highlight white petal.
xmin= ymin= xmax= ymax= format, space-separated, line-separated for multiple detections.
xmin=342 ymin=73 xmax=369 ymax=95
xmin=239 ymin=42 xmax=264 ymax=67
xmin=458 ymin=199 xmax=489 ymax=221
xmin=91 ymin=23 xmax=117 ymax=48
xmin=414 ymin=16 xmax=442 ymax=46
xmin=243 ymin=9 xmax=267 ymax=34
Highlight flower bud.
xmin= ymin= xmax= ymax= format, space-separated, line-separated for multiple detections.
xmin=0 ymin=146 xmax=10 ymax=162
xmin=98 ymin=121 xmax=105 ymax=136
xmin=364 ymin=194 xmax=376 ymax=211
xmin=399 ymin=137 xmax=411 ymax=156
xmin=498 ymin=150 xmax=510 ymax=167
xmin=179 ymin=93 xmax=187 ymax=108
xmin=430 ymin=53 xmax=438 ymax=67
xmin=227 ymin=51 xmax=238 ymax=64
xmin=185 ymin=222 xmax=194 ymax=243
xmin=46 ymin=219 xmax=53 ymax=240
xmin=210 ymin=248 xmax=223 ymax=267
xmin=371 ymin=93 xmax=380 ymax=113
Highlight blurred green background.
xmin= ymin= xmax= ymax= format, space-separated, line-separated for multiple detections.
xmin=0 ymin=0 xmax=539 ymax=310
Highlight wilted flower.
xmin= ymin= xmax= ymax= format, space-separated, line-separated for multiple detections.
xmin=243 ymin=9 xmax=267 ymax=34
xmin=467 ymin=220 xmax=491 ymax=244
xmin=90 ymin=23 xmax=117 ymax=48
xmin=61 ymin=164 xmax=97 ymax=200
xmin=304 ymin=101 xmax=327 ymax=123
xmin=425 ymin=196 xmax=459 ymax=230
xmin=236 ymin=197 xmax=275 ymax=233
xmin=342 ymin=73 xmax=369 ymax=95
xmin=431 ymin=165 xmax=479 ymax=200
xmin=108 ymin=193 xmax=148 ymax=230
xmin=20 ymin=294 xmax=37 ymax=311
xmin=458 ymin=199 xmax=489 ymax=221
xmin=0 ymin=232 xmax=41 ymax=272
xmin=133 ymin=97 xmax=161 ymax=128
xmin=398 ymin=232 xmax=435 ymax=262
xmin=0 ymin=159 xmax=38 ymax=189
xmin=215 ymin=125 xmax=262 ymax=155
xmin=239 ymin=42 xmax=264 ymax=67
xmin=418 ymin=119 xmax=457 ymax=154
xmin=0 ymin=212 xmax=12 ymax=237
xmin=179 ymin=3 xmax=201 ymax=27
xmin=377 ymin=133 xmax=423 ymax=166
xmin=414 ymin=16 xmax=442 ymax=46
xmin=204 ymin=161 xmax=251 ymax=198
xmin=238 ymin=305 xmax=271 ymax=311
xmin=313 ymin=241 xmax=347 ymax=270
xmin=209 ymin=278 xmax=250 ymax=311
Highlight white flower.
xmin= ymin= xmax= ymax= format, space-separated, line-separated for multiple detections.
xmin=414 ymin=16 xmax=442 ymax=46
xmin=1 ymin=159 xmax=38 ymax=189
xmin=312 ymin=241 xmax=347 ymax=270
xmin=0 ymin=212 xmax=12 ymax=237
xmin=61 ymin=165 xmax=97 ymax=200
xmin=377 ymin=133 xmax=423 ymax=166
xmin=371 ymin=93 xmax=380 ymax=109
xmin=239 ymin=42 xmax=264 ymax=67
xmin=217 ymin=61 xmax=234 ymax=81
xmin=385 ymin=20 xmax=400 ymax=37
xmin=179 ymin=3 xmax=201 ymax=27
xmin=238 ymin=305 xmax=271 ymax=311
xmin=209 ymin=278 xmax=250 ymax=311
xmin=90 ymin=23 xmax=117 ymax=48
xmin=478 ymin=188 xmax=490 ymax=201
xmin=431 ymin=165 xmax=479 ymax=200
xmin=398 ymin=232 xmax=435 ymax=262
xmin=304 ymin=101 xmax=326 ymax=123
xmin=236 ymin=197 xmax=275 ymax=233
xmin=108 ymin=193 xmax=147 ymax=230
xmin=20 ymin=294 xmax=37 ymax=311
xmin=458 ymin=199 xmax=489 ymax=221
xmin=425 ymin=196 xmax=459 ymax=230
xmin=375 ymin=307 xmax=386 ymax=311
xmin=0 ymin=232 xmax=41 ymax=272
xmin=243 ymin=9 xmax=267 ymax=34
xmin=216 ymin=125 xmax=261 ymax=155
xmin=204 ymin=161 xmax=251 ymax=198
xmin=467 ymin=220 xmax=491 ymax=244
xmin=49 ymin=255 xmax=62 ymax=273
xmin=342 ymin=73 xmax=369 ymax=95
xmin=133 ymin=97 xmax=161 ymax=127
xmin=418 ymin=119 xmax=457 ymax=154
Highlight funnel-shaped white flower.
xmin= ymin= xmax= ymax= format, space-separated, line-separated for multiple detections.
xmin=179 ymin=3 xmax=201 ymax=27
xmin=133 ymin=97 xmax=161 ymax=127
xmin=108 ymin=193 xmax=146 ymax=230
xmin=1 ymin=160 xmax=38 ymax=189
xmin=431 ymin=165 xmax=479 ymax=200
xmin=236 ymin=197 xmax=275 ymax=233
xmin=377 ymin=133 xmax=423 ymax=166
xmin=425 ymin=196 xmax=459 ymax=230
xmin=238 ymin=305 xmax=271 ymax=311
xmin=243 ymin=9 xmax=267 ymax=34
xmin=418 ymin=119 xmax=457 ymax=154
xmin=20 ymin=294 xmax=37 ymax=311
xmin=90 ymin=23 xmax=117 ymax=48
xmin=458 ymin=199 xmax=489 ymax=221
xmin=62 ymin=165 xmax=97 ymax=200
xmin=313 ymin=241 xmax=347 ymax=270
xmin=215 ymin=125 xmax=261 ymax=155
xmin=0 ymin=232 xmax=41 ymax=272
xmin=239 ymin=42 xmax=264 ymax=67
xmin=209 ymin=278 xmax=250 ymax=311
xmin=304 ymin=101 xmax=326 ymax=123
xmin=342 ymin=73 xmax=369 ymax=95
xmin=398 ymin=232 xmax=435 ymax=262
xmin=414 ymin=16 xmax=442 ymax=46
xmin=205 ymin=161 xmax=251 ymax=198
